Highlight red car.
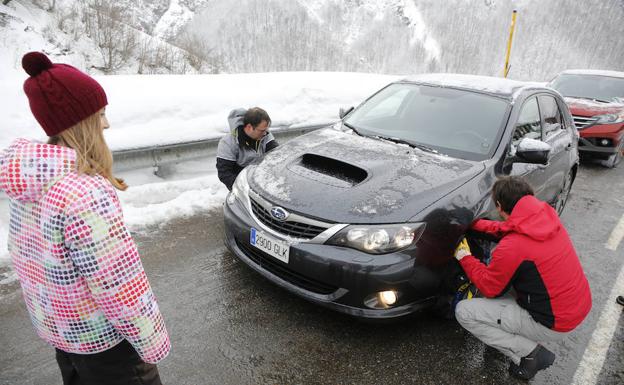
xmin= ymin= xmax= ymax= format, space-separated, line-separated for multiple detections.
xmin=549 ymin=70 xmax=624 ymax=168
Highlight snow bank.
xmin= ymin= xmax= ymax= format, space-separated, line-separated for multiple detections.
xmin=119 ymin=174 xmax=228 ymax=232
xmin=0 ymin=71 xmax=397 ymax=151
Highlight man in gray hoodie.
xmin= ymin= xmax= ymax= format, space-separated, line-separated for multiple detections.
xmin=216 ymin=107 xmax=278 ymax=190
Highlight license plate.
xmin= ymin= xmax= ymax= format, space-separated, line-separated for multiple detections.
xmin=250 ymin=228 xmax=290 ymax=263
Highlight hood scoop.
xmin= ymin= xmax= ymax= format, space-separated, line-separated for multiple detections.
xmin=287 ymin=153 xmax=368 ymax=188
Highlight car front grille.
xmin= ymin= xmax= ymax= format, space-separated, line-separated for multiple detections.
xmin=250 ymin=198 xmax=327 ymax=239
xmin=236 ymin=239 xmax=339 ymax=295
xmin=572 ymin=115 xmax=598 ymax=130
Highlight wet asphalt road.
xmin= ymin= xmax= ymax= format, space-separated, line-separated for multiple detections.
xmin=1 ymin=161 xmax=623 ymax=385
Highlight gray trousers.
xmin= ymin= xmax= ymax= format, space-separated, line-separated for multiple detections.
xmin=455 ymin=297 xmax=567 ymax=364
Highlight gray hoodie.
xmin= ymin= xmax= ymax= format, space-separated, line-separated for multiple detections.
xmin=217 ymin=108 xmax=276 ymax=168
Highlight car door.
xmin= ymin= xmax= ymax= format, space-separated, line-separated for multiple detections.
xmin=538 ymin=94 xmax=572 ymax=203
xmin=508 ymin=96 xmax=550 ymax=201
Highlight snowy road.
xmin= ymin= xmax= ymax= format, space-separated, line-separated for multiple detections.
xmin=0 ymin=162 xmax=623 ymax=385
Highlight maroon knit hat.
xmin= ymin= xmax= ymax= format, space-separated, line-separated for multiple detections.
xmin=22 ymin=52 xmax=108 ymax=136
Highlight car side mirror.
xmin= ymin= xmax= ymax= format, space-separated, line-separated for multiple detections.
xmin=514 ymin=138 xmax=551 ymax=165
xmin=339 ymin=106 xmax=354 ymax=119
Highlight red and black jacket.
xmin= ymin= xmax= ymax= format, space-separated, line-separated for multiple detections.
xmin=460 ymin=195 xmax=592 ymax=332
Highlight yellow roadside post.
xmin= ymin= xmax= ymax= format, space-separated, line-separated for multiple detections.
xmin=504 ymin=9 xmax=518 ymax=78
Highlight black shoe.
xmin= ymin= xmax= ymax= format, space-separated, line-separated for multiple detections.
xmin=509 ymin=345 xmax=555 ymax=380
xmin=617 ymin=296 xmax=624 ymax=306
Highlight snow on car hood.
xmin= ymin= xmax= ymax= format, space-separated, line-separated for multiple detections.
xmin=248 ymin=128 xmax=485 ymax=224
xmin=564 ymin=97 xmax=624 ymax=116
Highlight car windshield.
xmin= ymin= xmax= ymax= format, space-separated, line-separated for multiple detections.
xmin=550 ymin=74 xmax=624 ymax=103
xmin=343 ymin=83 xmax=510 ymax=161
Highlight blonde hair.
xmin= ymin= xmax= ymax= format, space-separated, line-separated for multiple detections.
xmin=48 ymin=112 xmax=127 ymax=191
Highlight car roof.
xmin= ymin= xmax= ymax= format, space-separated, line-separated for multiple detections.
xmin=399 ymin=73 xmax=547 ymax=99
xmin=558 ymin=69 xmax=624 ymax=79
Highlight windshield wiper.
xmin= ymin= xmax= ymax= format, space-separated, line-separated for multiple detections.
xmin=408 ymin=142 xmax=438 ymax=154
xmin=566 ymin=95 xmax=611 ymax=103
xmin=343 ymin=122 xmax=362 ymax=136
xmin=375 ymin=135 xmax=437 ymax=153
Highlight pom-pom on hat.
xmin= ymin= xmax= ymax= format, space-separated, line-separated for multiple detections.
xmin=22 ymin=52 xmax=108 ymax=136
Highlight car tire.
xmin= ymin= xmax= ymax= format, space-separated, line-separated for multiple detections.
xmin=431 ymin=295 xmax=455 ymax=320
xmin=555 ymin=171 xmax=574 ymax=215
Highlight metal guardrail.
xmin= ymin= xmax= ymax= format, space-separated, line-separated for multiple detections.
xmin=111 ymin=123 xmax=334 ymax=173
xmin=0 ymin=123 xmax=332 ymax=200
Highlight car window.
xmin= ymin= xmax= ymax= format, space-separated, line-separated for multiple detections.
xmin=550 ymin=74 xmax=624 ymax=102
xmin=539 ymin=95 xmax=564 ymax=139
xmin=360 ymin=87 xmax=411 ymax=119
xmin=344 ymin=83 xmax=510 ymax=161
xmin=512 ymin=97 xmax=541 ymax=145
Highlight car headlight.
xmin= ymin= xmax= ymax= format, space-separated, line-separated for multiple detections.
xmin=228 ymin=168 xmax=250 ymax=204
xmin=326 ymin=223 xmax=426 ymax=254
xmin=594 ymin=112 xmax=624 ymax=124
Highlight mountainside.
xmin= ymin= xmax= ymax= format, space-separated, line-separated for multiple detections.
xmin=294 ymin=0 xmax=441 ymax=60
xmin=113 ymin=0 xmax=211 ymax=40
xmin=1 ymin=0 xmax=623 ymax=80
xmin=182 ymin=0 xmax=624 ymax=80
xmin=0 ymin=0 xmax=211 ymax=78
xmin=183 ymin=0 xmax=443 ymax=74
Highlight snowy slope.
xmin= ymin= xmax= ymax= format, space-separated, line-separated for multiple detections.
xmin=152 ymin=0 xmax=211 ymax=41
xmin=0 ymin=0 xmax=200 ymax=78
xmin=153 ymin=0 xmax=195 ymax=40
xmin=0 ymin=1 xmax=91 ymax=78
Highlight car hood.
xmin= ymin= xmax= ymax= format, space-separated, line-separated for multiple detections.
xmin=564 ymin=97 xmax=624 ymax=116
xmin=248 ymin=128 xmax=485 ymax=224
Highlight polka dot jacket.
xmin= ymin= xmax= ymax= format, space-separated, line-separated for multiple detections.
xmin=0 ymin=139 xmax=170 ymax=363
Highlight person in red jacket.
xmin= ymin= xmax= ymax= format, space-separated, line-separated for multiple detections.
xmin=454 ymin=176 xmax=592 ymax=380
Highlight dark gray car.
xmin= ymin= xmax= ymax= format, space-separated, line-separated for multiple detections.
xmin=223 ymin=74 xmax=579 ymax=319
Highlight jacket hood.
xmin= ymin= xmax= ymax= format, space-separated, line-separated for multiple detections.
xmin=228 ymin=108 xmax=247 ymax=131
xmin=247 ymin=128 xmax=485 ymax=223
xmin=0 ymin=139 xmax=77 ymax=203
xmin=506 ymin=195 xmax=560 ymax=241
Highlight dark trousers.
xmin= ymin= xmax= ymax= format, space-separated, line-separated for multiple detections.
xmin=55 ymin=340 xmax=163 ymax=385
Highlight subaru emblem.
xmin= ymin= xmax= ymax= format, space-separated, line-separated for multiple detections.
xmin=270 ymin=207 xmax=289 ymax=221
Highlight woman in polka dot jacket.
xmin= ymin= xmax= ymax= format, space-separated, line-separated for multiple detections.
xmin=0 ymin=52 xmax=170 ymax=385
